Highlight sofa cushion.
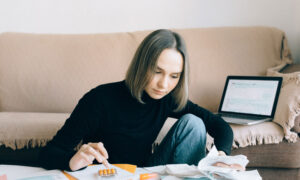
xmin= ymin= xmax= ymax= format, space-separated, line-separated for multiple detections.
xmin=292 ymin=116 xmax=300 ymax=133
xmin=0 ymin=27 xmax=292 ymax=113
xmin=267 ymin=64 xmax=300 ymax=142
xmin=206 ymin=122 xmax=284 ymax=150
xmin=281 ymin=64 xmax=300 ymax=134
xmin=230 ymin=122 xmax=284 ymax=148
xmin=0 ymin=112 xmax=69 ymax=150
xmin=232 ymin=137 xmax=300 ymax=168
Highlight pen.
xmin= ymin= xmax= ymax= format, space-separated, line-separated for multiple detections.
xmin=102 ymin=159 xmax=110 ymax=169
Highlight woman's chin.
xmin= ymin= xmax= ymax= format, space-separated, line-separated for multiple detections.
xmin=149 ymin=93 xmax=165 ymax=99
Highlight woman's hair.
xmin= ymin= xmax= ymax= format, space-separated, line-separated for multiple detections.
xmin=125 ymin=29 xmax=189 ymax=112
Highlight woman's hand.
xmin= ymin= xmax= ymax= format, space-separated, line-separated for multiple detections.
xmin=212 ymin=151 xmax=245 ymax=171
xmin=69 ymin=142 xmax=109 ymax=171
xmin=218 ymin=151 xmax=226 ymax=156
xmin=212 ymin=162 xmax=245 ymax=171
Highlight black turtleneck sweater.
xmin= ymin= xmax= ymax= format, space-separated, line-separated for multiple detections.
xmin=39 ymin=80 xmax=233 ymax=170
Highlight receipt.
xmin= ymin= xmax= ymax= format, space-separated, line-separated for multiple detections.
xmin=198 ymin=146 xmax=249 ymax=171
xmin=198 ymin=146 xmax=261 ymax=180
xmin=141 ymin=146 xmax=261 ymax=180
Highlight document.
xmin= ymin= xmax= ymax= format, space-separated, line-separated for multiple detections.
xmin=197 ymin=146 xmax=261 ymax=180
xmin=16 ymin=170 xmax=68 ymax=180
xmin=0 ymin=165 xmax=67 ymax=180
xmin=140 ymin=146 xmax=262 ymax=180
xmin=65 ymin=164 xmax=136 ymax=180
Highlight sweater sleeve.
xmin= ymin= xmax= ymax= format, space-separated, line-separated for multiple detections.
xmin=38 ymin=89 xmax=101 ymax=170
xmin=170 ymin=100 xmax=233 ymax=155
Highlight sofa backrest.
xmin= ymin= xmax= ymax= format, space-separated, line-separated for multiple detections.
xmin=0 ymin=27 xmax=292 ymax=113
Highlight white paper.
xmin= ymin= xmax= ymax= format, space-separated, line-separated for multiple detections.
xmin=143 ymin=165 xmax=166 ymax=174
xmin=143 ymin=164 xmax=207 ymax=179
xmin=65 ymin=164 xmax=135 ymax=180
xmin=16 ymin=170 xmax=68 ymax=180
xmin=198 ymin=146 xmax=249 ymax=169
xmin=0 ymin=165 xmax=68 ymax=180
xmin=198 ymin=146 xmax=262 ymax=180
xmin=140 ymin=146 xmax=262 ymax=180
xmin=165 ymin=164 xmax=206 ymax=178
xmin=0 ymin=165 xmax=47 ymax=180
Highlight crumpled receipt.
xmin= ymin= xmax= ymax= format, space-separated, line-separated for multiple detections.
xmin=142 ymin=145 xmax=262 ymax=180
xmin=197 ymin=146 xmax=262 ymax=180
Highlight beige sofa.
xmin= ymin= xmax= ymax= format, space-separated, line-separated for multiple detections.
xmin=0 ymin=27 xmax=299 ymax=180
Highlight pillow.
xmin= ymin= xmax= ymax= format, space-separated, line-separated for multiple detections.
xmin=207 ymin=122 xmax=284 ymax=149
xmin=230 ymin=122 xmax=284 ymax=148
xmin=267 ymin=65 xmax=300 ymax=142
xmin=292 ymin=115 xmax=300 ymax=133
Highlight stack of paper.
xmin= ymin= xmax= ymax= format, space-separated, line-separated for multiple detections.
xmin=65 ymin=164 xmax=136 ymax=180
xmin=0 ymin=165 xmax=68 ymax=180
xmin=197 ymin=146 xmax=261 ymax=180
xmin=141 ymin=146 xmax=262 ymax=180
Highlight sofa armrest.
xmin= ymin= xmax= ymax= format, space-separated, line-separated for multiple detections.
xmin=281 ymin=64 xmax=300 ymax=73
xmin=278 ymin=64 xmax=300 ymax=134
xmin=292 ymin=117 xmax=300 ymax=135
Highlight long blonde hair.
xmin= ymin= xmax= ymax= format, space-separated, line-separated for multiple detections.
xmin=125 ymin=29 xmax=189 ymax=112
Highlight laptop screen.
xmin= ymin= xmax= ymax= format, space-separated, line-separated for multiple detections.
xmin=219 ymin=76 xmax=282 ymax=117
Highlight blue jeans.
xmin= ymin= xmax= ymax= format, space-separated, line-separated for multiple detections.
xmin=146 ymin=114 xmax=207 ymax=166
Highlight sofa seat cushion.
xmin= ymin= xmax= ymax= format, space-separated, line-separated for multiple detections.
xmin=230 ymin=122 xmax=284 ymax=148
xmin=232 ymin=137 xmax=300 ymax=168
xmin=0 ymin=112 xmax=69 ymax=150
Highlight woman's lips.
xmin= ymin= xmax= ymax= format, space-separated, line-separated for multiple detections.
xmin=153 ymin=89 xmax=165 ymax=95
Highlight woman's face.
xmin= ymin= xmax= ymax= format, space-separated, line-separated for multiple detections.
xmin=144 ymin=48 xmax=183 ymax=99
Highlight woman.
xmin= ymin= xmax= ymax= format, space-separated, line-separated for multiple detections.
xmin=38 ymin=29 xmax=234 ymax=171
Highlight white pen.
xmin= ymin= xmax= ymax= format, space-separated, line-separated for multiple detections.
xmin=102 ymin=159 xmax=110 ymax=169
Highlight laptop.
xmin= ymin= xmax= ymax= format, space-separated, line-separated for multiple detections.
xmin=216 ymin=76 xmax=282 ymax=125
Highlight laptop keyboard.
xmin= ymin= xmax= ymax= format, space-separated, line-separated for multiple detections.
xmin=219 ymin=114 xmax=265 ymax=120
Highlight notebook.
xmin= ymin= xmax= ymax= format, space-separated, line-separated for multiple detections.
xmin=217 ymin=76 xmax=282 ymax=125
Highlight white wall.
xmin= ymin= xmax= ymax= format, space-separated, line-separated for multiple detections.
xmin=0 ymin=0 xmax=299 ymax=63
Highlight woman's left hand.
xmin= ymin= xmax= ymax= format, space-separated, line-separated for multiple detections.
xmin=212 ymin=162 xmax=245 ymax=171
xmin=212 ymin=151 xmax=245 ymax=171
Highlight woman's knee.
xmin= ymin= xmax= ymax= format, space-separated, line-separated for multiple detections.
xmin=178 ymin=114 xmax=206 ymax=135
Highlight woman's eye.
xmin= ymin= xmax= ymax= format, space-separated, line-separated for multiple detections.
xmin=171 ymin=75 xmax=179 ymax=79
xmin=155 ymin=71 xmax=161 ymax=74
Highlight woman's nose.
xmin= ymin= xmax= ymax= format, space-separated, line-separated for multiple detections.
xmin=158 ymin=76 xmax=168 ymax=89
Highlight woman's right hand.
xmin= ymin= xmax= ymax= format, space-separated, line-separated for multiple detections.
xmin=69 ymin=142 xmax=109 ymax=171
